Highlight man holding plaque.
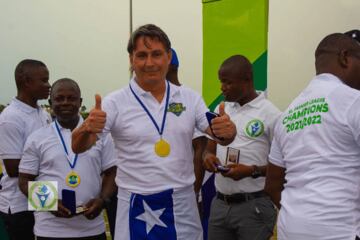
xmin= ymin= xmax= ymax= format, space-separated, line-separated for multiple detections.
xmin=71 ymin=24 xmax=237 ymax=240
xmin=18 ymin=78 xmax=117 ymax=239
xmin=265 ymin=32 xmax=360 ymax=240
xmin=203 ymin=55 xmax=281 ymax=240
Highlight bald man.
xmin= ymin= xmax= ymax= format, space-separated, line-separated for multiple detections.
xmin=265 ymin=32 xmax=360 ymax=240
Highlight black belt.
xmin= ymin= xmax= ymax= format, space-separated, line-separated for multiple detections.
xmin=216 ymin=190 xmax=266 ymax=204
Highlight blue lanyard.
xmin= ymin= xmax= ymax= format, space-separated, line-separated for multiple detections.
xmin=54 ymin=120 xmax=78 ymax=169
xmin=129 ymin=81 xmax=170 ymax=136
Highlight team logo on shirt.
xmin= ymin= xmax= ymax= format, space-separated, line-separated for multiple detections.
xmin=167 ymin=102 xmax=186 ymax=116
xmin=245 ymin=119 xmax=264 ymax=138
xmin=28 ymin=181 xmax=58 ymax=211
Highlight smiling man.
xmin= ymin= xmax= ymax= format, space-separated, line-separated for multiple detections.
xmin=18 ymin=78 xmax=117 ymax=240
xmin=0 ymin=59 xmax=51 ymax=240
xmin=71 ymin=24 xmax=237 ymax=240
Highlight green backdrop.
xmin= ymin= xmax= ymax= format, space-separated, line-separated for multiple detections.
xmin=202 ymin=0 xmax=268 ymax=110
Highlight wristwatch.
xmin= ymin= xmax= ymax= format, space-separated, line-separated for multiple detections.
xmin=251 ymin=165 xmax=262 ymax=179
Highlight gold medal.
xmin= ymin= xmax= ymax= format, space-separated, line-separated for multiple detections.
xmin=154 ymin=139 xmax=171 ymax=157
xmin=66 ymin=171 xmax=81 ymax=188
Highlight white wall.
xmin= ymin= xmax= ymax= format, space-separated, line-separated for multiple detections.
xmin=0 ymin=0 xmax=202 ymax=108
xmin=3 ymin=0 xmax=358 ymax=110
xmin=268 ymin=0 xmax=360 ymax=110
xmin=0 ymin=0 xmax=130 ymax=108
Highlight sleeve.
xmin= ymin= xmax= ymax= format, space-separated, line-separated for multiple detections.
xmin=268 ymin=136 xmax=286 ymax=168
xmin=195 ymin=95 xmax=210 ymax=133
xmin=18 ymin=135 xmax=40 ymax=175
xmin=193 ymin=128 xmax=206 ymax=140
xmin=347 ymin=97 xmax=360 ymax=147
xmin=102 ymin=97 xmax=118 ymax=135
xmin=202 ymin=104 xmax=220 ymax=141
xmin=268 ymin=110 xmax=282 ymax=143
xmin=0 ymin=121 xmax=24 ymax=159
xmin=100 ymin=134 xmax=117 ymax=172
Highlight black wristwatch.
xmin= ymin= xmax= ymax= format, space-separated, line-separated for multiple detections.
xmin=251 ymin=165 xmax=262 ymax=179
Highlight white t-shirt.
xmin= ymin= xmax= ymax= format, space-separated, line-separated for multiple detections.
xmin=214 ymin=93 xmax=281 ymax=194
xmin=0 ymin=98 xmax=51 ymax=213
xmin=102 ymin=78 xmax=209 ymax=194
xmin=270 ymin=74 xmax=360 ymax=240
xmin=19 ymin=119 xmax=117 ymax=238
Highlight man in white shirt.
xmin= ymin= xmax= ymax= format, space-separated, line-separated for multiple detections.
xmin=71 ymin=24 xmax=237 ymax=240
xmin=18 ymin=78 xmax=117 ymax=240
xmin=203 ymin=55 xmax=280 ymax=240
xmin=265 ymin=31 xmax=360 ymax=240
xmin=0 ymin=59 xmax=51 ymax=240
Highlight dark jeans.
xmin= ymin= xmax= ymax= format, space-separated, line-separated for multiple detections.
xmin=37 ymin=232 xmax=106 ymax=240
xmin=0 ymin=210 xmax=34 ymax=240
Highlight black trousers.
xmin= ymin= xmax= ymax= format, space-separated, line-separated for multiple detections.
xmin=37 ymin=232 xmax=106 ymax=240
xmin=0 ymin=210 xmax=34 ymax=240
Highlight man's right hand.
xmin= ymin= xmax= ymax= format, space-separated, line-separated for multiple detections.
xmin=72 ymin=94 xmax=106 ymax=154
xmin=203 ymin=152 xmax=221 ymax=173
xmin=51 ymin=200 xmax=72 ymax=218
xmin=83 ymin=94 xmax=106 ymax=134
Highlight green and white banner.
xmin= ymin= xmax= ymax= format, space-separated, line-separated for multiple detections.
xmin=202 ymin=0 xmax=268 ymax=110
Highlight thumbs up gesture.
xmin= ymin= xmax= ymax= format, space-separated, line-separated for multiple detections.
xmin=210 ymin=102 xmax=237 ymax=144
xmin=83 ymin=94 xmax=107 ymax=134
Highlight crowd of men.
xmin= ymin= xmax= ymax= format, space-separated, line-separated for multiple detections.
xmin=0 ymin=24 xmax=359 ymax=240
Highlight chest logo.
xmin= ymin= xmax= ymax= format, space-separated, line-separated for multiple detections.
xmin=245 ymin=119 xmax=264 ymax=138
xmin=168 ymin=102 xmax=186 ymax=116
